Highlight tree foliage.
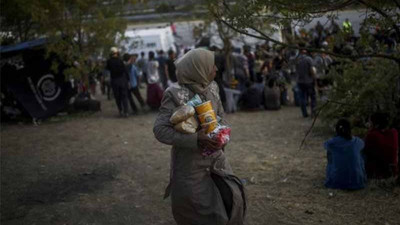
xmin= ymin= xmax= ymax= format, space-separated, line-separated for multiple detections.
xmin=1 ymin=0 xmax=135 ymax=80
xmin=207 ymin=0 xmax=400 ymax=127
xmin=208 ymin=0 xmax=400 ymax=63
xmin=321 ymin=58 xmax=399 ymax=135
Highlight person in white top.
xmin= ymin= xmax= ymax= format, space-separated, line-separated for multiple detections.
xmin=146 ymin=51 xmax=163 ymax=109
xmin=147 ymin=52 xmax=160 ymax=84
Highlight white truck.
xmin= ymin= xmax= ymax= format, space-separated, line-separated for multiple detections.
xmin=121 ymin=26 xmax=176 ymax=55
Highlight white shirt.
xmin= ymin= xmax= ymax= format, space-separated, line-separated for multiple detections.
xmin=147 ymin=60 xmax=159 ymax=84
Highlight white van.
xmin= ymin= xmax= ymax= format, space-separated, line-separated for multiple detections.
xmin=121 ymin=27 xmax=176 ymax=55
xmin=205 ymin=22 xmax=283 ymax=51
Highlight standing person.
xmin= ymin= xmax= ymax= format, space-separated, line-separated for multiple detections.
xmin=129 ymin=54 xmax=146 ymax=110
xmin=329 ymin=19 xmax=340 ymax=35
xmin=136 ymin=51 xmax=148 ymax=87
xmin=364 ymin=113 xmax=399 ymax=179
xmin=313 ymin=48 xmax=333 ymax=100
xmin=323 ymin=119 xmax=366 ymax=190
xmin=232 ymin=48 xmax=249 ymax=91
xmin=146 ymin=51 xmax=163 ymax=110
xmin=102 ymin=62 xmax=112 ymax=100
xmin=295 ymin=43 xmax=317 ymax=118
xmin=153 ymin=49 xmax=246 ymax=225
xmin=106 ymin=47 xmax=129 ymax=117
xmin=123 ymin=53 xmax=138 ymax=114
xmin=165 ymin=50 xmax=178 ymax=88
xmin=157 ymin=50 xmax=168 ymax=90
xmin=342 ymin=18 xmax=353 ymax=34
xmin=243 ymin=46 xmax=255 ymax=82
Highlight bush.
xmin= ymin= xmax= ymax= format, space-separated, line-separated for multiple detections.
xmin=320 ymin=58 xmax=399 ymax=136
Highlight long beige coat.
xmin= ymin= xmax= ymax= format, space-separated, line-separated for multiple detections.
xmin=153 ymin=82 xmax=246 ymax=225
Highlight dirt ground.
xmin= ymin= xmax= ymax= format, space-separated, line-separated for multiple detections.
xmin=1 ymin=91 xmax=399 ymax=225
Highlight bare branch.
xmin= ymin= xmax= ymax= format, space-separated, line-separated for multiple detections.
xmin=356 ymin=0 xmax=400 ymax=37
xmin=299 ymin=100 xmax=330 ymax=151
xmin=266 ymin=0 xmax=355 ymax=14
xmin=394 ymin=0 xmax=400 ymax=10
xmin=216 ymin=17 xmax=400 ymax=63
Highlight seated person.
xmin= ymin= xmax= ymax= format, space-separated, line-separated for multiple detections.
xmin=364 ymin=112 xmax=399 ymax=179
xmin=264 ymin=78 xmax=281 ymax=110
xmin=324 ymin=119 xmax=366 ymax=190
xmin=238 ymin=81 xmax=262 ymax=111
xmin=253 ymin=73 xmax=265 ymax=95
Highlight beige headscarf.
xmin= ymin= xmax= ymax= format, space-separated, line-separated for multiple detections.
xmin=175 ymin=48 xmax=215 ymax=94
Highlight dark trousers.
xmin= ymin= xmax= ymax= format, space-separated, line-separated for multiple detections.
xmin=127 ymin=90 xmax=138 ymax=113
xmin=104 ymin=81 xmax=112 ymax=100
xmin=297 ymin=82 xmax=316 ymax=117
xmin=159 ymin=72 xmax=168 ymax=90
xmin=111 ymin=78 xmax=129 ymax=114
xmin=131 ymin=86 xmax=145 ymax=106
xmin=127 ymin=86 xmax=146 ymax=113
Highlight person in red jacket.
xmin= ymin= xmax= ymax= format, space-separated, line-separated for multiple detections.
xmin=364 ymin=112 xmax=399 ymax=179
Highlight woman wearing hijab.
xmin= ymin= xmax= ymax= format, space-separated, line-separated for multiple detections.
xmin=324 ymin=119 xmax=366 ymax=190
xmin=153 ymin=49 xmax=246 ymax=225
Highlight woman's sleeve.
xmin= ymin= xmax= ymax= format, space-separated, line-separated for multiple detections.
xmin=153 ymin=90 xmax=198 ymax=149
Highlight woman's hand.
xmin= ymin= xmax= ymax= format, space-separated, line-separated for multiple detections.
xmin=197 ymin=125 xmax=220 ymax=151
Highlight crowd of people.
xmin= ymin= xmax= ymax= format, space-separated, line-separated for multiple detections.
xmin=88 ymin=18 xmax=399 ymax=190
xmin=87 ymin=17 xmax=399 ymax=120
xmin=86 ymin=47 xmax=181 ymax=117
xmin=70 ymin=17 xmax=400 ymax=225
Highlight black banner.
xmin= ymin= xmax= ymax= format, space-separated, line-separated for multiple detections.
xmin=1 ymin=40 xmax=73 ymax=119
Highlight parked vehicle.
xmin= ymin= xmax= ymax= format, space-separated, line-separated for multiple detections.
xmin=121 ymin=26 xmax=176 ymax=55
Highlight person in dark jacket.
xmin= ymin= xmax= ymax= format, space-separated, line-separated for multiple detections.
xmin=106 ymin=47 xmax=129 ymax=117
xmin=295 ymin=43 xmax=317 ymax=117
xmin=239 ymin=81 xmax=262 ymax=111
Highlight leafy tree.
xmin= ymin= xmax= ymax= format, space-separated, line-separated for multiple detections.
xmin=321 ymin=58 xmax=399 ymax=135
xmin=207 ymin=0 xmax=400 ymax=63
xmin=1 ymin=0 xmax=136 ymax=81
xmin=0 ymin=0 xmax=37 ymax=44
xmin=207 ymin=0 xmax=400 ymax=127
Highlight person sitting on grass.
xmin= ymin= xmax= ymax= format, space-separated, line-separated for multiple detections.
xmin=263 ymin=77 xmax=281 ymax=110
xmin=238 ymin=81 xmax=262 ymax=111
xmin=364 ymin=112 xmax=399 ymax=179
xmin=323 ymin=119 xmax=366 ymax=190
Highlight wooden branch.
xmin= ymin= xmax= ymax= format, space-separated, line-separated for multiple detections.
xmin=299 ymin=100 xmax=330 ymax=151
xmin=356 ymin=0 xmax=400 ymax=37
xmin=272 ymin=0 xmax=355 ymax=14
xmin=216 ymin=17 xmax=400 ymax=63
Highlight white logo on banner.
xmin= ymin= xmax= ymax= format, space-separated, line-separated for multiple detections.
xmin=36 ymin=74 xmax=61 ymax=101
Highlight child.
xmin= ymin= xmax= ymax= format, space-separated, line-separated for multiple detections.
xmin=364 ymin=112 xmax=399 ymax=179
xmin=323 ymin=119 xmax=366 ymax=190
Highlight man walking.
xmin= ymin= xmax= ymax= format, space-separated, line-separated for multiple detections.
xmin=106 ymin=47 xmax=129 ymax=117
xmin=157 ymin=50 xmax=168 ymax=90
xmin=295 ymin=43 xmax=317 ymax=118
xmin=128 ymin=54 xmax=146 ymax=111
xmin=136 ymin=51 xmax=148 ymax=87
